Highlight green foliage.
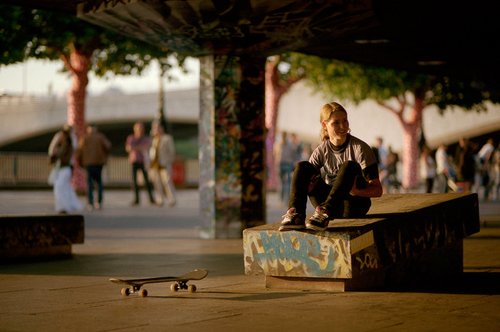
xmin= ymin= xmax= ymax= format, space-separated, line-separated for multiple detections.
xmin=0 ymin=4 xmax=187 ymax=79
xmin=0 ymin=6 xmax=34 ymax=64
xmin=292 ymin=53 xmax=497 ymax=113
xmin=275 ymin=53 xmax=307 ymax=82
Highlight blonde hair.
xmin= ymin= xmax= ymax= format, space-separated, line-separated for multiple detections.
xmin=319 ymin=102 xmax=347 ymax=141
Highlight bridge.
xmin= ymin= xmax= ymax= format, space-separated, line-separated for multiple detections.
xmin=2 ymin=84 xmax=500 ymax=153
xmin=0 ymin=88 xmax=198 ymax=146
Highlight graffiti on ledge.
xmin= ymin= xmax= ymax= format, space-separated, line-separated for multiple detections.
xmin=244 ymin=230 xmax=352 ymax=278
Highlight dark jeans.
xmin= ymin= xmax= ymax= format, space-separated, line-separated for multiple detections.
xmin=86 ymin=165 xmax=103 ymax=205
xmin=425 ymin=177 xmax=434 ymax=193
xmin=279 ymin=161 xmax=294 ymax=203
xmin=288 ymin=161 xmax=371 ymax=218
xmin=131 ymin=162 xmax=155 ymax=203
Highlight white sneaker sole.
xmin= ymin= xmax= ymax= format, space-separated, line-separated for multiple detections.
xmin=305 ymin=223 xmax=328 ymax=231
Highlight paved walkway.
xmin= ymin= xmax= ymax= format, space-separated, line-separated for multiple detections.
xmin=0 ymin=189 xmax=499 ymax=331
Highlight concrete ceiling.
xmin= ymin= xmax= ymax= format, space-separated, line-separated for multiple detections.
xmin=9 ymin=0 xmax=500 ymax=90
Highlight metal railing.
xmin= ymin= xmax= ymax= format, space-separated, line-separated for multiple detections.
xmin=0 ymin=152 xmax=199 ymax=188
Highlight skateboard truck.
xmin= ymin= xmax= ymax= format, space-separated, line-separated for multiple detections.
xmin=170 ymin=280 xmax=197 ymax=293
xmin=120 ymin=284 xmax=149 ymax=297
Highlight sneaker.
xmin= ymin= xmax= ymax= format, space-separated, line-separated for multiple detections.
xmin=279 ymin=208 xmax=305 ymax=231
xmin=306 ymin=206 xmax=331 ymax=231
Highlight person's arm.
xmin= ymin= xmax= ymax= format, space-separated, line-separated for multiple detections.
xmin=350 ymin=177 xmax=383 ymax=198
xmin=101 ymin=134 xmax=112 ymax=152
xmin=125 ymin=136 xmax=132 ymax=153
xmin=126 ymin=136 xmax=140 ymax=153
xmin=48 ymin=132 xmax=61 ymax=157
xmin=350 ymin=163 xmax=383 ymax=198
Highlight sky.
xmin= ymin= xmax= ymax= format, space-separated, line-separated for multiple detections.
xmin=0 ymin=58 xmax=200 ymax=97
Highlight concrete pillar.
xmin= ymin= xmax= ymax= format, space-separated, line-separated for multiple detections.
xmin=199 ymin=55 xmax=266 ymax=239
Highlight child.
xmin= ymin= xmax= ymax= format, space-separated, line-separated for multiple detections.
xmin=280 ymin=102 xmax=383 ymax=231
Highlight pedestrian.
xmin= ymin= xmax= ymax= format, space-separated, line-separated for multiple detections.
xmin=372 ymin=136 xmax=388 ymax=192
xmin=454 ymin=137 xmax=477 ymax=192
xmin=290 ymin=132 xmax=304 ymax=162
xmin=386 ymin=146 xmax=400 ymax=193
xmin=48 ymin=124 xmax=83 ymax=214
xmin=301 ymin=142 xmax=314 ymax=161
xmin=420 ymin=145 xmax=436 ymax=193
xmin=477 ymin=138 xmax=495 ymax=200
xmin=149 ymin=120 xmax=177 ymax=207
xmin=125 ymin=122 xmax=156 ymax=206
xmin=275 ymin=131 xmax=301 ymax=205
xmin=492 ymin=143 xmax=500 ymax=200
xmin=435 ymin=143 xmax=452 ymax=193
xmin=279 ymin=102 xmax=383 ymax=232
xmin=76 ymin=125 xmax=112 ymax=210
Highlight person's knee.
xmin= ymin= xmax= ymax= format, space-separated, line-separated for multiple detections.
xmin=295 ymin=161 xmax=315 ymax=173
xmin=343 ymin=160 xmax=361 ymax=171
xmin=336 ymin=161 xmax=361 ymax=177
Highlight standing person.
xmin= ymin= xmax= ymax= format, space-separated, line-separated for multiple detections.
xmin=290 ymin=132 xmax=304 ymax=163
xmin=48 ymin=124 xmax=83 ymax=214
xmin=275 ymin=132 xmax=296 ymax=205
xmin=420 ymin=145 xmax=436 ymax=193
xmin=149 ymin=120 xmax=177 ymax=207
xmin=454 ymin=137 xmax=477 ymax=193
xmin=386 ymin=146 xmax=400 ymax=193
xmin=279 ymin=102 xmax=383 ymax=232
xmin=301 ymin=142 xmax=313 ymax=161
xmin=435 ymin=143 xmax=451 ymax=193
xmin=477 ymin=138 xmax=495 ymax=165
xmin=125 ymin=122 xmax=156 ymax=206
xmin=492 ymin=143 xmax=500 ymax=200
xmin=372 ymin=136 xmax=388 ymax=192
xmin=76 ymin=125 xmax=112 ymax=210
xmin=477 ymin=138 xmax=495 ymax=200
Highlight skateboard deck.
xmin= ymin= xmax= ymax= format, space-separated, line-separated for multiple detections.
xmin=110 ymin=268 xmax=208 ymax=297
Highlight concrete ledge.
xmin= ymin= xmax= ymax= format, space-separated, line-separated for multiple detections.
xmin=0 ymin=214 xmax=84 ymax=262
xmin=243 ymin=193 xmax=480 ymax=291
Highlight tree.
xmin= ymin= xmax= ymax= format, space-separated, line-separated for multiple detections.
xmin=0 ymin=5 xmax=187 ymax=190
xmin=265 ymin=54 xmax=306 ymax=190
xmin=298 ymin=56 xmax=498 ymax=189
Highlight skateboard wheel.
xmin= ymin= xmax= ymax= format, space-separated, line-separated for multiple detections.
xmin=170 ymin=283 xmax=179 ymax=292
xmin=121 ymin=287 xmax=130 ymax=296
xmin=140 ymin=289 xmax=148 ymax=297
xmin=188 ymin=284 xmax=197 ymax=293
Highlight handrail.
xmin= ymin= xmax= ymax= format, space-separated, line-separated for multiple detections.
xmin=0 ymin=152 xmax=198 ymax=188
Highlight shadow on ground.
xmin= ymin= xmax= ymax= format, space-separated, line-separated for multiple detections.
xmin=0 ymin=253 xmax=244 ymax=278
xmin=375 ymin=271 xmax=500 ymax=295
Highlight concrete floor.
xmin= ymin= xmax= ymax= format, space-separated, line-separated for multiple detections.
xmin=0 ymin=189 xmax=499 ymax=331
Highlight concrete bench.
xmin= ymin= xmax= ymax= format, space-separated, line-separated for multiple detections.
xmin=243 ymin=193 xmax=480 ymax=291
xmin=0 ymin=214 xmax=84 ymax=262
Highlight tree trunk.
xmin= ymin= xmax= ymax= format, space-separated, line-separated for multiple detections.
xmin=399 ymin=97 xmax=425 ymax=190
xmin=401 ymin=121 xmax=420 ymax=189
xmin=264 ymin=60 xmax=281 ymax=190
xmin=382 ymin=95 xmax=425 ymax=190
xmin=65 ymin=49 xmax=90 ymax=193
xmin=264 ymin=57 xmax=301 ymax=190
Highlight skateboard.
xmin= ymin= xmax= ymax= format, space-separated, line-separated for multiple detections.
xmin=109 ymin=268 xmax=208 ymax=297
